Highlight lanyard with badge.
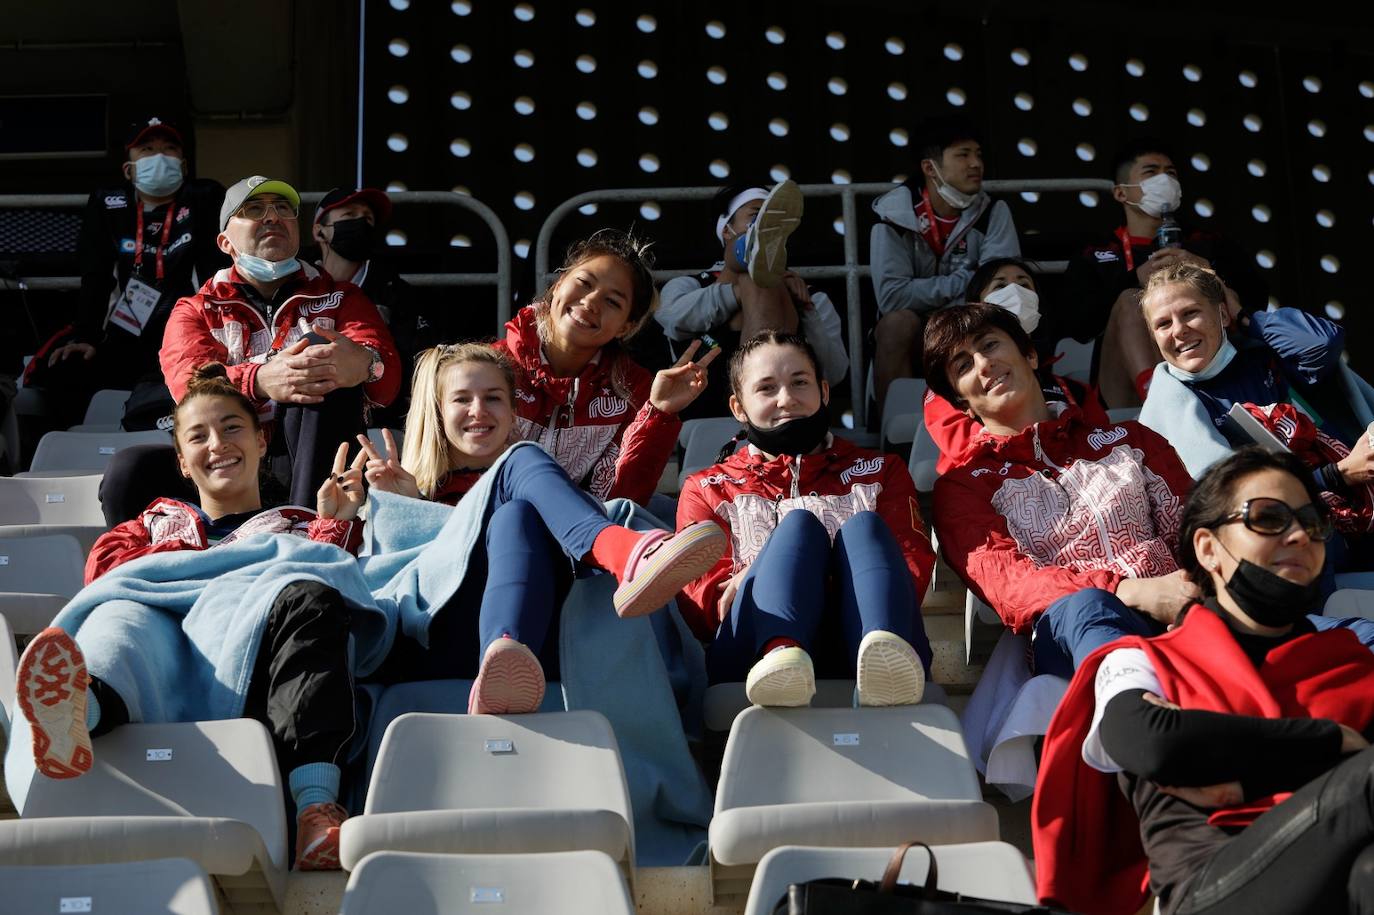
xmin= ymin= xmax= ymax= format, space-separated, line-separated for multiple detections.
xmin=109 ymin=197 xmax=177 ymax=335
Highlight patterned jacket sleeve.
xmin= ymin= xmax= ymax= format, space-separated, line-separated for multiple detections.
xmin=605 ymin=368 xmax=681 ymax=505
xmin=335 ymin=284 xmax=402 ymax=408
xmin=877 ymin=459 xmax=936 ymax=603
xmin=1130 ymin=423 xmax=1194 ymax=558
xmin=307 ymin=517 xmax=364 ymax=555
xmin=84 ymin=518 xmax=186 ymax=585
xmin=675 ymin=475 xmax=737 ymax=642
xmin=933 ymin=472 xmax=1123 ymax=633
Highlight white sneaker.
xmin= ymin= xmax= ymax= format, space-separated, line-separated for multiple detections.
xmin=745 ymin=646 xmax=816 ymax=707
xmin=744 ymin=180 xmax=804 ymax=288
xmin=856 ymin=630 xmax=925 ymax=706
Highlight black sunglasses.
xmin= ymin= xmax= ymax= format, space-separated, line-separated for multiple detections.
xmin=1216 ymin=497 xmax=1333 ymax=543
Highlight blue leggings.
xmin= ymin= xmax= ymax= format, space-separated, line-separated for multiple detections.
xmin=707 ymin=511 xmax=932 ymax=683
xmin=379 ymin=446 xmax=616 ymax=680
xmin=1033 ymin=587 xmax=1374 ymax=678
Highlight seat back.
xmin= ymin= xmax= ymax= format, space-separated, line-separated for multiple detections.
xmin=678 ymin=417 xmax=743 ymax=488
xmin=0 ymin=612 xmax=16 ymax=732
xmin=0 ymin=858 xmax=220 ymax=915
xmin=1325 ymin=588 xmax=1374 ymax=621
xmin=908 ymin=419 xmax=941 ymax=493
xmin=0 ymin=475 xmax=107 ymax=525
xmin=880 ymin=378 xmax=926 ymax=448
xmin=340 ymin=850 xmax=634 ymax=915
xmin=366 ymin=428 xmax=405 ymax=459
xmin=0 ymin=533 xmax=85 ymax=596
xmin=29 ymin=430 xmax=172 ymax=475
xmin=1053 ymin=337 xmax=1094 ymax=383
xmin=81 ymin=389 xmax=134 ymax=428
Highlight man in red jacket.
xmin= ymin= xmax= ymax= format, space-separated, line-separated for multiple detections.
xmin=159 ymin=176 xmax=399 ymax=506
xmin=925 ymin=303 xmax=1200 ymax=676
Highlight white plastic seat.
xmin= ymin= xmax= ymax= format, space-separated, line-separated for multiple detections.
xmin=743 ymin=842 xmax=1037 ymax=915
xmin=1053 ymin=337 xmax=1094 ymax=384
xmin=1325 ymin=588 xmax=1374 ymax=621
xmin=678 ymin=417 xmax=743 ymax=488
xmin=340 ymin=711 xmax=635 ymax=884
xmin=0 ymin=533 xmax=86 ymax=635
xmin=340 ymin=850 xmax=635 ymax=915
xmin=1107 ymin=406 xmax=1142 ymax=422
xmin=28 ymin=430 xmax=171 ymax=475
xmin=80 ymin=389 xmax=133 ymax=428
xmin=365 ymin=428 xmax=404 ymax=458
xmin=702 ymin=680 xmax=950 ymax=733
xmin=880 ymin=378 xmax=926 ymax=448
xmin=0 ymin=718 xmax=289 ymax=913
xmin=0 ymin=857 xmax=220 ymax=915
xmin=709 ymin=704 xmax=997 ymax=902
xmin=0 ymin=612 xmax=17 ymax=733
xmin=907 ymin=419 xmax=941 ymax=493
xmin=0 ymin=474 xmax=108 ymax=556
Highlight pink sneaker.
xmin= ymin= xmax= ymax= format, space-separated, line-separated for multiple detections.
xmin=295 ymin=801 xmax=347 ymax=870
xmin=16 ymin=627 xmax=93 ymax=779
xmin=612 ymin=521 xmax=726 ymax=619
xmin=468 ymin=637 xmax=546 ymax=715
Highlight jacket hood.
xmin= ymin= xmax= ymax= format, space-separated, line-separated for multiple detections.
xmin=872 ymin=181 xmax=991 ymax=232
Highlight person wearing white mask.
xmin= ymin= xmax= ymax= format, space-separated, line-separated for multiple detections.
xmin=869 ymin=115 xmax=1021 ymax=415
xmin=922 ymin=258 xmax=1104 ymax=473
xmin=30 ymin=117 xmax=229 ymax=430
xmin=157 ymin=175 xmax=400 ymax=508
xmin=1063 ymin=139 xmax=1267 ymax=409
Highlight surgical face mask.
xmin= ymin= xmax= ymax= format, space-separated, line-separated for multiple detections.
xmin=1124 ymin=173 xmax=1182 ymax=218
xmin=984 ymin=283 xmax=1041 ymax=334
xmin=745 ymin=404 xmax=830 ymax=457
xmin=235 ymin=252 xmax=300 ymax=283
xmin=1164 ymin=337 xmax=1237 ymax=383
xmin=926 ymin=161 xmax=975 ymax=210
xmin=1221 ymin=556 xmax=1322 ymax=627
xmin=130 ymin=153 xmax=184 ymax=198
xmin=325 ymin=217 xmax=376 ymax=263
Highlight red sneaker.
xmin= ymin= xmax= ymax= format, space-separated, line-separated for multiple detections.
xmin=295 ymin=802 xmax=348 ymax=870
xmin=16 ymin=627 xmax=93 ymax=779
xmin=612 ymin=521 xmax=726 ymax=619
xmin=468 ymin=637 xmax=546 ymax=715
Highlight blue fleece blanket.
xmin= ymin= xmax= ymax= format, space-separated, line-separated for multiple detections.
xmin=1140 ymin=362 xmax=1374 ymax=479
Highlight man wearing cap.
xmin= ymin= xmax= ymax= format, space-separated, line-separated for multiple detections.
xmin=34 ymin=116 xmax=228 ymax=429
xmin=312 ymin=187 xmax=448 ymax=425
xmin=655 ymin=181 xmax=848 ymax=419
xmin=159 ymin=176 xmax=400 ymax=506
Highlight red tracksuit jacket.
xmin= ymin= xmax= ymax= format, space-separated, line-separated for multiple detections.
xmin=676 ymin=435 xmax=935 ymax=642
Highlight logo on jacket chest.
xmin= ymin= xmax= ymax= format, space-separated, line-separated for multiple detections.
xmin=839 ymin=456 xmax=884 ymax=485
xmin=301 ymin=291 xmax=345 ymax=315
xmin=588 ymin=395 xmax=628 ymax=419
xmin=1086 ymin=426 xmax=1128 ymax=451
xmin=514 ymin=388 xmax=537 ymax=403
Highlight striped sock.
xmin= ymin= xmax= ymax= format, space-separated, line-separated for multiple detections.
xmin=288 ymin=762 xmax=341 ymax=811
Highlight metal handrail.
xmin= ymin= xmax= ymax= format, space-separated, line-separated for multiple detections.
xmin=0 ymin=190 xmax=514 ymax=336
xmin=535 ymin=178 xmax=1115 ymax=428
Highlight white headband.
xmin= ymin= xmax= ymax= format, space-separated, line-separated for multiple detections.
xmin=715 ymin=188 xmax=770 ymax=244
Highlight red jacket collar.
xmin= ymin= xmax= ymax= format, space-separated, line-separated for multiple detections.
xmin=503 ymin=304 xmax=620 ymax=392
xmin=965 ymin=400 xmax=1108 ymax=464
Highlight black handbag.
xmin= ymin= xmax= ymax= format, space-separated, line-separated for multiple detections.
xmin=774 ymin=841 xmax=1076 ymax=914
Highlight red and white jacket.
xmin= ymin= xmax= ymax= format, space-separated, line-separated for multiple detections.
xmin=676 ymin=436 xmax=936 ymax=642
xmin=159 ymin=263 xmax=401 ymax=413
xmin=85 ymin=498 xmax=361 ymax=585
xmin=494 ymin=306 xmax=679 ymax=504
xmin=933 ymin=402 xmax=1194 ymax=634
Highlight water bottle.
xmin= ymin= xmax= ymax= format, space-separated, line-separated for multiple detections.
xmin=1155 ymin=207 xmax=1183 ymax=250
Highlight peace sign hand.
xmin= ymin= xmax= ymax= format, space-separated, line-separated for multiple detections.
xmin=356 ymin=429 xmax=422 ymax=499
xmin=317 ymin=442 xmax=368 ymax=521
xmin=649 ymin=339 xmax=721 ymax=415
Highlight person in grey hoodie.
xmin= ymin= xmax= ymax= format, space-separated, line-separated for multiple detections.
xmin=870 ymin=116 xmax=1020 ymax=413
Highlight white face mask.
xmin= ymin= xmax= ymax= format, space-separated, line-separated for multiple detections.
xmin=130 ymin=153 xmax=184 ymax=198
xmin=1123 ymin=173 xmax=1182 ymax=218
xmin=984 ymin=283 xmax=1041 ymax=334
xmin=926 ymin=161 xmax=975 ymax=210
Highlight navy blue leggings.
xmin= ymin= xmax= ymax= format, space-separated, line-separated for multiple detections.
xmin=706 ymin=510 xmax=932 ymax=683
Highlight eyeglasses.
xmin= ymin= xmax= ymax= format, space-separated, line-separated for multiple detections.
xmin=1216 ymin=497 xmax=1333 ymax=542
xmin=234 ymin=200 xmax=299 ymax=221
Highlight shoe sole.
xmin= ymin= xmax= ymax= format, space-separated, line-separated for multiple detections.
xmin=856 ymin=634 xmax=925 ymax=706
xmin=469 ymin=641 xmax=546 ymax=715
xmin=16 ymin=628 xmax=93 ymax=779
xmin=613 ymin=523 xmax=725 ymax=619
xmin=746 ymin=181 xmax=804 ymax=288
xmin=746 ymin=658 xmax=816 ymax=708
xmin=296 ymin=828 xmax=341 ymax=870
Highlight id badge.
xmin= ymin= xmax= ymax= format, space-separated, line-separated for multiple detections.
xmin=109 ymin=276 xmax=161 ymax=336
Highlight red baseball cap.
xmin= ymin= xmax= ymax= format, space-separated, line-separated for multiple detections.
xmin=314 ymin=187 xmax=393 ymax=225
xmin=125 ymin=116 xmax=185 ymax=150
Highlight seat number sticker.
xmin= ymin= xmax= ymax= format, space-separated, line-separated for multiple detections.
xmin=45 ymin=493 xmax=65 ymax=503
xmin=60 ymin=899 xmax=93 ymax=913
xmin=833 ymin=733 xmax=860 ymax=747
xmin=146 ymin=748 xmax=173 ymax=761
xmin=470 ymin=887 xmax=505 ymax=903
xmin=484 ymin=738 xmax=514 ymax=754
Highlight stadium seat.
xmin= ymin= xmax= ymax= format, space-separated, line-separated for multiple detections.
xmin=26 ymin=429 xmax=172 ymax=476
xmin=1325 ymin=588 xmax=1374 ymax=621
xmin=0 ymin=858 xmax=220 ymax=915
xmin=907 ymin=419 xmax=941 ymax=493
xmin=880 ymin=377 xmax=926 ymax=449
xmin=360 ymin=678 xmax=566 ymax=790
xmin=1053 ymin=338 xmax=1093 ymax=384
xmin=678 ymin=417 xmax=743 ymax=489
xmin=0 ymin=612 xmax=17 ymax=733
xmin=80 ymin=389 xmax=133 ymax=429
xmin=0 ymin=532 xmax=85 ymax=635
xmin=340 ymin=849 xmax=635 ymax=915
xmin=0 ymin=718 xmax=289 ymax=913
xmin=365 ymin=427 xmax=404 ymax=458
xmin=709 ymin=704 xmax=997 ymax=902
xmin=1107 ymin=406 xmax=1142 ymax=422
xmin=340 ymin=710 xmax=636 ymax=884
xmin=965 ymin=591 xmax=1001 ymax=663
xmin=742 ymin=841 xmax=1037 ymax=915
xmin=0 ymin=474 xmax=108 ymax=556
xmin=701 ymin=680 xmax=950 ymax=733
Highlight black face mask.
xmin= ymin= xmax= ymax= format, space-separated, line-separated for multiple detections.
xmin=1223 ymin=558 xmax=1322 ymax=627
xmin=745 ymin=404 xmax=830 ymax=457
xmin=326 ymin=217 xmax=376 ymax=263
